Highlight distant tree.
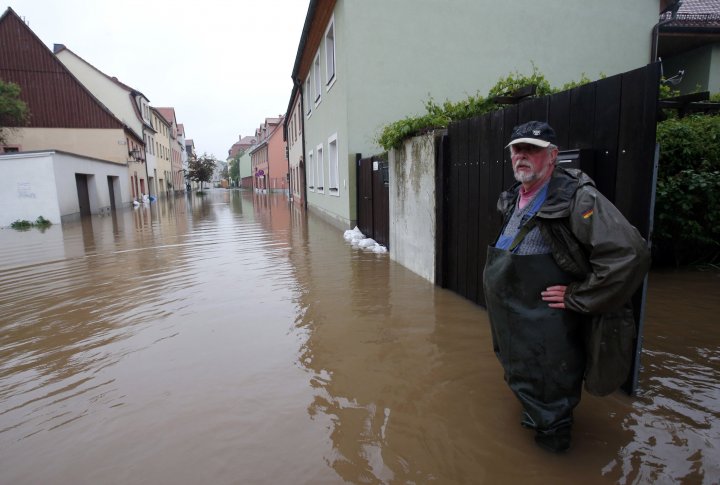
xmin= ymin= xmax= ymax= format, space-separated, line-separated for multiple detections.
xmin=229 ymin=151 xmax=242 ymax=185
xmin=187 ymin=153 xmax=217 ymax=190
xmin=0 ymin=80 xmax=29 ymax=145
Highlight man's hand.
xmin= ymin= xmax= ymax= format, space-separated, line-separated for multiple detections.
xmin=541 ymin=285 xmax=567 ymax=309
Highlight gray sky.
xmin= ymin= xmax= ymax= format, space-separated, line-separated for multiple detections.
xmin=6 ymin=0 xmax=310 ymax=159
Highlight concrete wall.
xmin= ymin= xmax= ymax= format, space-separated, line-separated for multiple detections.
xmin=0 ymin=151 xmax=131 ymax=227
xmin=389 ymin=133 xmax=440 ymax=283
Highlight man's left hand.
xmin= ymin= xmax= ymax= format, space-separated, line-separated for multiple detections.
xmin=542 ymin=285 xmax=567 ymax=309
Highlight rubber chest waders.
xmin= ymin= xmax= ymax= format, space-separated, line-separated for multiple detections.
xmin=483 ymin=188 xmax=585 ymax=432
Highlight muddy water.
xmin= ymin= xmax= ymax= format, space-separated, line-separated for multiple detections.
xmin=0 ymin=191 xmax=717 ymax=485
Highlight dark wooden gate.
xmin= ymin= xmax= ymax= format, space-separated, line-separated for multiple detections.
xmin=357 ymin=155 xmax=390 ymax=247
xmin=75 ymin=173 xmax=91 ymax=216
xmin=107 ymin=176 xmax=117 ymax=211
xmin=439 ymin=63 xmax=660 ymax=393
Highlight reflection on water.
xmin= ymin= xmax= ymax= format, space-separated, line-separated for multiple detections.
xmin=0 ymin=191 xmax=718 ymax=484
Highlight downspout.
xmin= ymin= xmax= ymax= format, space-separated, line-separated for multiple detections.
xmin=653 ymin=0 xmax=683 ymax=62
xmin=298 ymin=79 xmax=308 ymax=209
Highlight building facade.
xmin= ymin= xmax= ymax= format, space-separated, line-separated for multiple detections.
xmin=288 ymin=0 xmax=660 ymax=228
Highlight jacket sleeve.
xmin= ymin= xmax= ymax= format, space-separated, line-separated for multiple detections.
xmin=563 ymin=186 xmax=651 ymax=314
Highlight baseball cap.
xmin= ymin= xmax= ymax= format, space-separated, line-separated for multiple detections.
xmin=506 ymin=121 xmax=557 ymax=148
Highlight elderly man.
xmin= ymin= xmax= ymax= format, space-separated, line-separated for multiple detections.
xmin=482 ymin=121 xmax=650 ymax=452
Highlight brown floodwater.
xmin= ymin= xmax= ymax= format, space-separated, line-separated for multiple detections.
xmin=0 ymin=191 xmax=718 ymax=485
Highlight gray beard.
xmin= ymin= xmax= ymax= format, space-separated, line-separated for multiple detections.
xmin=514 ymin=170 xmax=538 ymax=183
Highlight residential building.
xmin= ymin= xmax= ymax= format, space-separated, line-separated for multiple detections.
xmin=655 ymin=0 xmax=720 ymax=94
xmin=53 ymin=45 xmax=156 ymax=199
xmin=0 ymin=7 xmax=142 ymax=201
xmin=227 ymin=134 xmax=257 ymax=188
xmin=285 ymin=89 xmax=304 ymax=204
xmin=150 ymin=107 xmax=173 ymax=195
xmin=185 ymin=138 xmax=196 ymax=161
xmin=249 ymin=116 xmax=286 ymax=193
xmin=238 ymin=147 xmax=254 ymax=189
xmin=287 ymin=0 xmax=660 ymax=228
xmin=155 ymin=107 xmax=185 ymax=193
xmin=227 ymin=135 xmax=257 ymax=161
xmin=177 ymin=123 xmax=188 ymax=186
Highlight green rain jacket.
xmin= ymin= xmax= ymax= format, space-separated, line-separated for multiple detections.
xmin=497 ymin=166 xmax=651 ymax=395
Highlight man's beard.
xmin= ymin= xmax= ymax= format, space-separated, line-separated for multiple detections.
xmin=513 ymin=161 xmax=541 ymax=183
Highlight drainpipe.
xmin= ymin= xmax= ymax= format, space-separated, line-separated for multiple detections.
xmin=297 ymin=78 xmax=308 ymax=209
xmin=652 ymin=0 xmax=683 ymax=62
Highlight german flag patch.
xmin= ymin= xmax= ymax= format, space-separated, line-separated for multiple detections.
xmin=582 ymin=208 xmax=594 ymax=219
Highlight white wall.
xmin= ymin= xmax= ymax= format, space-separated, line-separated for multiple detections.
xmin=0 ymin=152 xmax=61 ymax=227
xmin=0 ymin=151 xmax=131 ymax=227
xmin=389 ymin=133 xmax=439 ymax=283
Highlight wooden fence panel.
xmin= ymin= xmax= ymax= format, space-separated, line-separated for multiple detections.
xmin=357 ymin=157 xmax=374 ymax=237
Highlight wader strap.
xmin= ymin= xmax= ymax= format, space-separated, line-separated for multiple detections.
xmin=507 ymin=217 xmax=538 ymax=252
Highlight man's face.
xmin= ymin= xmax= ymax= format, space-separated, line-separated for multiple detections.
xmin=510 ymin=143 xmax=557 ymax=184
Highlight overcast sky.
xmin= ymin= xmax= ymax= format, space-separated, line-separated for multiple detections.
xmin=6 ymin=0 xmax=310 ymax=159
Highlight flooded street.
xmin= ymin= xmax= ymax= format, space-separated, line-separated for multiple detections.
xmin=1 ymin=191 xmax=718 ymax=485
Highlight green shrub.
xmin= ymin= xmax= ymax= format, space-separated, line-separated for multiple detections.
xmin=35 ymin=216 xmax=51 ymax=227
xmin=376 ymin=66 xmax=589 ymax=150
xmin=655 ymin=114 xmax=720 ymax=266
xmin=10 ymin=219 xmax=32 ymax=229
xmin=9 ymin=216 xmax=52 ymax=230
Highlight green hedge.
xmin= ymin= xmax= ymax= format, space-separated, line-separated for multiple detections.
xmin=654 ymin=114 xmax=720 ymax=266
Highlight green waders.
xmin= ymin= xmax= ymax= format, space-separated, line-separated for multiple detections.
xmin=483 ymin=246 xmax=585 ymax=444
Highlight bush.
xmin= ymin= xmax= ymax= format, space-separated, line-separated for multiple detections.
xmin=9 ymin=216 xmax=52 ymax=231
xmin=654 ymin=114 xmax=720 ymax=266
xmin=376 ymin=66 xmax=589 ymax=151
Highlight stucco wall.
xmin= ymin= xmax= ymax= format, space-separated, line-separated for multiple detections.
xmin=11 ymin=127 xmax=130 ymax=164
xmin=662 ymin=44 xmax=719 ymax=95
xmin=389 ymin=133 xmax=439 ymax=283
xmin=0 ymin=153 xmax=61 ymax=227
xmin=343 ymin=0 xmax=658 ymax=159
xmin=0 ymin=151 xmax=131 ymax=227
xmin=300 ymin=0 xmax=657 ymax=228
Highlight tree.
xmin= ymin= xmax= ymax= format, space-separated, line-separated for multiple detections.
xmin=187 ymin=153 xmax=217 ymax=190
xmin=0 ymin=80 xmax=29 ymax=145
xmin=229 ymin=151 xmax=242 ymax=185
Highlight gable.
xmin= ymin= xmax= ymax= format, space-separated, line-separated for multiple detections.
xmin=0 ymin=8 xmax=124 ymax=130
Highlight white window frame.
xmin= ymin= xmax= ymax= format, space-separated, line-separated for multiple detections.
xmin=307 ymin=150 xmax=315 ymax=191
xmin=328 ymin=134 xmax=339 ymax=196
xmin=325 ymin=16 xmax=336 ymax=90
xmin=313 ymin=53 xmax=322 ymax=106
xmin=305 ymin=77 xmax=312 ymax=117
xmin=315 ymin=143 xmax=324 ymax=193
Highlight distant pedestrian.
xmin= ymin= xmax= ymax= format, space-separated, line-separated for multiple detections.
xmin=483 ymin=121 xmax=650 ymax=452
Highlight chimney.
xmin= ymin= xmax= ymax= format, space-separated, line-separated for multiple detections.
xmin=53 ymin=44 xmax=66 ymax=54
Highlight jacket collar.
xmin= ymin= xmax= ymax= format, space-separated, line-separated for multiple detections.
xmin=498 ymin=167 xmax=596 ymax=218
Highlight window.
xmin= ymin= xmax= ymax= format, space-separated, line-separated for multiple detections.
xmin=313 ymin=53 xmax=321 ymax=104
xmin=316 ymin=143 xmax=324 ymax=193
xmin=328 ymin=134 xmax=338 ymax=194
xmin=325 ymin=17 xmax=336 ymax=88
xmin=305 ymin=78 xmax=312 ymax=116
xmin=307 ymin=150 xmax=315 ymax=191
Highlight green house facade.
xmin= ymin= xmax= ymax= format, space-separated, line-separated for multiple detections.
xmin=289 ymin=0 xmax=660 ymax=229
